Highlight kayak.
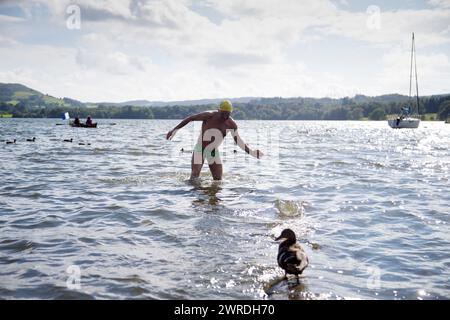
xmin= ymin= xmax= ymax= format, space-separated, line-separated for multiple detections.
xmin=70 ymin=123 xmax=98 ymax=128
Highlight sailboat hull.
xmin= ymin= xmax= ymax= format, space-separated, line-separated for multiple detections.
xmin=388 ymin=117 xmax=420 ymax=128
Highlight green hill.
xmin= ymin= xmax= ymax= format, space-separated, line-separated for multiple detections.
xmin=0 ymin=83 xmax=40 ymax=104
xmin=0 ymin=83 xmax=84 ymax=108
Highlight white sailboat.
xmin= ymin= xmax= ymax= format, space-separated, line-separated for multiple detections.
xmin=388 ymin=33 xmax=421 ymax=129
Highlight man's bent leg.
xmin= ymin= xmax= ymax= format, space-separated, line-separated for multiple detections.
xmin=208 ymin=163 xmax=223 ymax=180
xmin=191 ymin=149 xmax=204 ymax=179
xmin=205 ymin=148 xmax=222 ymax=180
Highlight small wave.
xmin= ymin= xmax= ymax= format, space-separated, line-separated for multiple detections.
xmin=94 ymin=147 xmax=115 ymax=153
xmin=10 ymin=219 xmax=65 ymax=229
xmin=0 ymin=239 xmax=36 ymax=253
xmin=110 ymin=274 xmax=148 ymax=285
xmin=328 ymin=160 xmax=353 ymax=166
xmin=19 ymin=268 xmax=48 ymax=279
xmin=274 ymin=199 xmax=306 ymax=217
xmin=126 ymin=150 xmax=161 ymax=156
xmin=97 ymin=176 xmax=152 ymax=185
xmin=366 ymin=161 xmax=386 ymax=168
xmin=140 ymin=219 xmax=154 ymax=226
xmin=78 ymin=237 xmax=100 ymax=245
xmin=264 ymin=275 xmax=311 ymax=300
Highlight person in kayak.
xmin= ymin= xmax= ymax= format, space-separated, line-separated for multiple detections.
xmin=86 ymin=116 xmax=93 ymax=126
xmin=166 ymin=100 xmax=263 ymax=180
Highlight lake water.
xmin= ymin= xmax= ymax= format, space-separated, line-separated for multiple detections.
xmin=0 ymin=118 xmax=449 ymax=300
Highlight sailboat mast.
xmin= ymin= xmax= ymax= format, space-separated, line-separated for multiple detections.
xmin=413 ymin=33 xmax=420 ymax=115
xmin=409 ymin=33 xmax=414 ymax=99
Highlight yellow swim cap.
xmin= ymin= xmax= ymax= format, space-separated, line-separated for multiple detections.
xmin=219 ymin=100 xmax=233 ymax=112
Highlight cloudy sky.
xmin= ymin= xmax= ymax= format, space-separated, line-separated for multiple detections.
xmin=0 ymin=0 xmax=449 ymax=102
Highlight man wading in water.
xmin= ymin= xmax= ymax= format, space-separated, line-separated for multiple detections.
xmin=166 ymin=100 xmax=263 ymax=180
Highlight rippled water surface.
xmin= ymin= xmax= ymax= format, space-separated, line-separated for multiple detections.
xmin=0 ymin=118 xmax=449 ymax=299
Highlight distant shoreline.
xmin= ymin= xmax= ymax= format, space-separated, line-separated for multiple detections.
xmin=2 ymin=83 xmax=450 ymax=122
xmin=0 ymin=116 xmax=444 ymax=121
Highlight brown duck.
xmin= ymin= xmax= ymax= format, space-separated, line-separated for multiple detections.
xmin=276 ymin=229 xmax=309 ymax=280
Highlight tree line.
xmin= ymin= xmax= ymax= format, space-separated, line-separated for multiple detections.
xmin=1 ymin=95 xmax=449 ymax=120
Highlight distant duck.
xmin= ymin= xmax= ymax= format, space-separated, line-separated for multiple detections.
xmin=181 ymin=148 xmax=184 ymax=152
xmin=233 ymin=149 xmax=237 ymax=153
xmin=63 ymin=138 xmax=73 ymax=143
xmin=6 ymin=139 xmax=16 ymax=144
xmin=275 ymin=229 xmax=309 ymax=281
xmin=26 ymin=137 xmax=36 ymax=142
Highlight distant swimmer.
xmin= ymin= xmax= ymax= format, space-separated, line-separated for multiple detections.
xmin=275 ymin=229 xmax=309 ymax=281
xmin=166 ymin=100 xmax=263 ymax=180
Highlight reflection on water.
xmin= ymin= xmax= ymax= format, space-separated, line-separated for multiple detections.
xmin=0 ymin=119 xmax=449 ymax=299
xmin=190 ymin=180 xmax=223 ymax=208
xmin=264 ymin=276 xmax=309 ymax=300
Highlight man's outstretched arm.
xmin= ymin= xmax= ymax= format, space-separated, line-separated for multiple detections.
xmin=166 ymin=112 xmax=212 ymax=140
xmin=229 ymin=122 xmax=263 ymax=159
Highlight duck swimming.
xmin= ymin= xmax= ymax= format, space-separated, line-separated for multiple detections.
xmin=63 ymin=138 xmax=73 ymax=143
xmin=26 ymin=137 xmax=36 ymax=142
xmin=275 ymin=229 xmax=309 ymax=281
xmin=6 ymin=139 xmax=16 ymax=144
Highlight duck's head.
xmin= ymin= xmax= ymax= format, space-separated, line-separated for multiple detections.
xmin=275 ymin=228 xmax=296 ymax=242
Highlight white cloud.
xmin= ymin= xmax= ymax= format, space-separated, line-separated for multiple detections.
xmin=76 ymin=49 xmax=153 ymax=75
xmin=0 ymin=0 xmax=450 ymax=101
xmin=73 ymin=33 xmax=154 ymax=75
xmin=376 ymin=49 xmax=450 ymax=96
xmin=317 ymin=9 xmax=450 ymax=48
xmin=27 ymin=0 xmax=133 ymax=20
xmin=203 ymin=0 xmax=337 ymax=20
xmin=0 ymin=38 xmax=354 ymax=101
xmin=0 ymin=14 xmax=26 ymax=22
xmin=0 ymin=35 xmax=19 ymax=46
xmin=428 ymin=0 xmax=450 ymax=8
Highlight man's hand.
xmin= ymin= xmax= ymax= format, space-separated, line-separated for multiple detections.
xmin=166 ymin=129 xmax=176 ymax=140
xmin=250 ymin=149 xmax=264 ymax=159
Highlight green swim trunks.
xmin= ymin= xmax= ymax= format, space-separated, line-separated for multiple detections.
xmin=193 ymin=143 xmax=221 ymax=164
